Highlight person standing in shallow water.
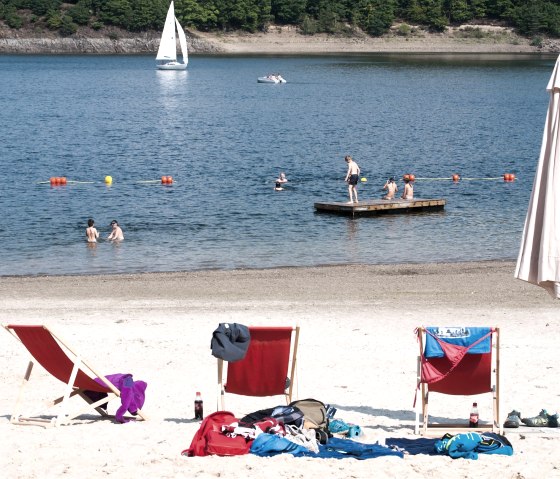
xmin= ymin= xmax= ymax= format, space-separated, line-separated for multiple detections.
xmin=86 ymin=218 xmax=99 ymax=243
xmin=344 ymin=155 xmax=360 ymax=203
xmin=107 ymin=220 xmax=124 ymax=241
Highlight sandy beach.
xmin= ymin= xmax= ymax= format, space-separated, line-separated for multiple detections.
xmin=1 ymin=261 xmax=559 ymax=478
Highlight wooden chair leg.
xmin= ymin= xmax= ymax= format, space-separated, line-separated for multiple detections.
xmin=11 ymin=360 xmax=34 ymax=424
xmin=217 ymin=359 xmax=225 ymax=411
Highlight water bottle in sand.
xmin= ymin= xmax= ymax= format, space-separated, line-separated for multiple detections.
xmin=194 ymin=391 xmax=204 ymax=420
xmin=469 ymin=402 xmax=479 ymax=427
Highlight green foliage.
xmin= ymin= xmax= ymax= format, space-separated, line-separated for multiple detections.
xmin=272 ymin=0 xmax=306 ymax=24
xmin=530 ymin=35 xmax=543 ymax=47
xmin=177 ymin=0 xmax=219 ymax=30
xmin=357 ymin=0 xmax=395 ymax=36
xmin=446 ymin=0 xmax=471 ymax=23
xmin=68 ymin=1 xmax=91 ymax=26
xmin=300 ymin=13 xmax=317 ymax=33
xmin=60 ymin=15 xmax=78 ymax=35
xmin=397 ymin=22 xmax=411 ymax=35
xmin=46 ymin=8 xmax=62 ymax=29
xmin=5 ymin=10 xmax=24 ymax=28
xmin=98 ymin=0 xmax=132 ymax=28
xmin=3 ymin=0 xmax=560 ymax=38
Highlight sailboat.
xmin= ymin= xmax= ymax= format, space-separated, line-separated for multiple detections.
xmin=156 ymin=1 xmax=188 ymax=70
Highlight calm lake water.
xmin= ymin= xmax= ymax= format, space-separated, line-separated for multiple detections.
xmin=0 ymin=53 xmax=556 ymax=276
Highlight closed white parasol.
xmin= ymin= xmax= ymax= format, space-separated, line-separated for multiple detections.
xmin=515 ymin=55 xmax=560 ymax=299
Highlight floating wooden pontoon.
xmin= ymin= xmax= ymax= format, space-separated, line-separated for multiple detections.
xmin=314 ymin=198 xmax=446 ymax=217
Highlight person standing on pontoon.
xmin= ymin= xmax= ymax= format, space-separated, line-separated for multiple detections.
xmin=344 ymin=155 xmax=360 ymax=203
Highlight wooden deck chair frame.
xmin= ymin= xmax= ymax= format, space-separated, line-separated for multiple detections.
xmin=4 ymin=324 xmax=147 ymax=427
xmin=217 ymin=326 xmax=299 ymax=411
xmin=415 ymin=326 xmax=501 ymax=436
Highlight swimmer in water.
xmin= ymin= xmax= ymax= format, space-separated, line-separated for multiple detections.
xmin=274 ymin=172 xmax=288 ymax=191
xmin=107 ymin=220 xmax=124 ymax=241
xmin=86 ymin=218 xmax=99 ymax=243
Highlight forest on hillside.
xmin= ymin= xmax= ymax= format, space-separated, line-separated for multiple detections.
xmin=1 ymin=0 xmax=558 ymax=39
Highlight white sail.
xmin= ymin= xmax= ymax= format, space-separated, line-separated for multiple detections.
xmin=156 ymin=1 xmax=177 ymax=62
xmin=175 ymin=17 xmax=188 ymax=66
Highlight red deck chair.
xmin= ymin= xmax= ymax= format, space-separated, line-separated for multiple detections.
xmin=217 ymin=326 xmax=299 ymax=410
xmin=415 ymin=326 xmax=501 ymax=436
xmin=4 ymin=324 xmax=147 ymax=427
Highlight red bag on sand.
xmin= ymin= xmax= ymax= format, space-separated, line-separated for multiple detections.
xmin=206 ymin=430 xmax=251 ymax=456
xmin=181 ymin=411 xmax=251 ymax=457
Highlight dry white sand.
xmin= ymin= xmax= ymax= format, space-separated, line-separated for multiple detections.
xmin=1 ymin=261 xmax=559 ymax=478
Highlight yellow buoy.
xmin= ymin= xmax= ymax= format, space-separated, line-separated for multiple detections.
xmin=361 ymin=177 xmax=367 ymax=182
xmin=104 ymin=175 xmax=113 ymax=185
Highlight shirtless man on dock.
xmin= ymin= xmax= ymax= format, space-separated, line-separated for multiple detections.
xmin=344 ymin=155 xmax=360 ymax=203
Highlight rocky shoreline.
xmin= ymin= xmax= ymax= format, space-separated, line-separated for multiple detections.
xmin=1 ymin=24 xmax=559 ymax=55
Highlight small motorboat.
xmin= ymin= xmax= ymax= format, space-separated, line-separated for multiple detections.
xmin=257 ymin=74 xmax=287 ymax=84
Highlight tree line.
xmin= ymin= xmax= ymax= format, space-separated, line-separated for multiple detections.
xmin=1 ymin=0 xmax=558 ymax=38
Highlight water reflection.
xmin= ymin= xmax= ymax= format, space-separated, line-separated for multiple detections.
xmin=156 ymin=69 xmax=188 ymax=100
xmin=346 ymin=217 xmax=359 ymax=241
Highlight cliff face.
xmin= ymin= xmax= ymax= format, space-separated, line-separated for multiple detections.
xmin=0 ymin=23 xmax=558 ymax=55
xmin=0 ymin=26 xmax=222 ymax=54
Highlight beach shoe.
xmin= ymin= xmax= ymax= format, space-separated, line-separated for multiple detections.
xmin=503 ymin=410 xmax=522 ymax=428
xmin=328 ymin=418 xmax=350 ymax=434
xmin=522 ymin=409 xmax=552 ymax=427
xmin=547 ymin=412 xmax=559 ymax=428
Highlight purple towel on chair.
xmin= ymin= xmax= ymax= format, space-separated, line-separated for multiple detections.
xmin=95 ymin=373 xmax=147 ymax=423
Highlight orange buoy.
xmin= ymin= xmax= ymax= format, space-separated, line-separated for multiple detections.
xmin=409 ymin=174 xmax=415 ymax=182
xmin=161 ymin=176 xmax=167 ymax=184
xmin=452 ymin=174 xmax=460 ymax=182
xmin=504 ymin=173 xmax=515 ymax=182
xmin=60 ymin=177 xmax=67 ymax=185
xmin=403 ymin=174 xmax=410 ymax=181
xmin=166 ymin=176 xmax=173 ymax=184
xmin=50 ymin=177 xmax=56 ymax=186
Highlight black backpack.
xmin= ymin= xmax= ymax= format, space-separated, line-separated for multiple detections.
xmin=239 ymin=405 xmax=304 ymax=428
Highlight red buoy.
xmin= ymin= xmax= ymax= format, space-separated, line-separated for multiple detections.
xmin=166 ymin=176 xmax=173 ymax=184
xmin=452 ymin=174 xmax=460 ymax=182
xmin=504 ymin=173 xmax=515 ymax=182
xmin=50 ymin=177 xmax=56 ymax=186
xmin=60 ymin=177 xmax=67 ymax=185
xmin=409 ymin=174 xmax=415 ymax=182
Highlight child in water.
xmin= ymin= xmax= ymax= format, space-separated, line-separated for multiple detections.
xmin=86 ymin=218 xmax=99 ymax=243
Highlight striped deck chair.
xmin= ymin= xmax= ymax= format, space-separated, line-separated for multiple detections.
xmin=217 ymin=326 xmax=299 ymax=410
xmin=415 ymin=326 xmax=501 ymax=436
xmin=4 ymin=324 xmax=147 ymax=427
